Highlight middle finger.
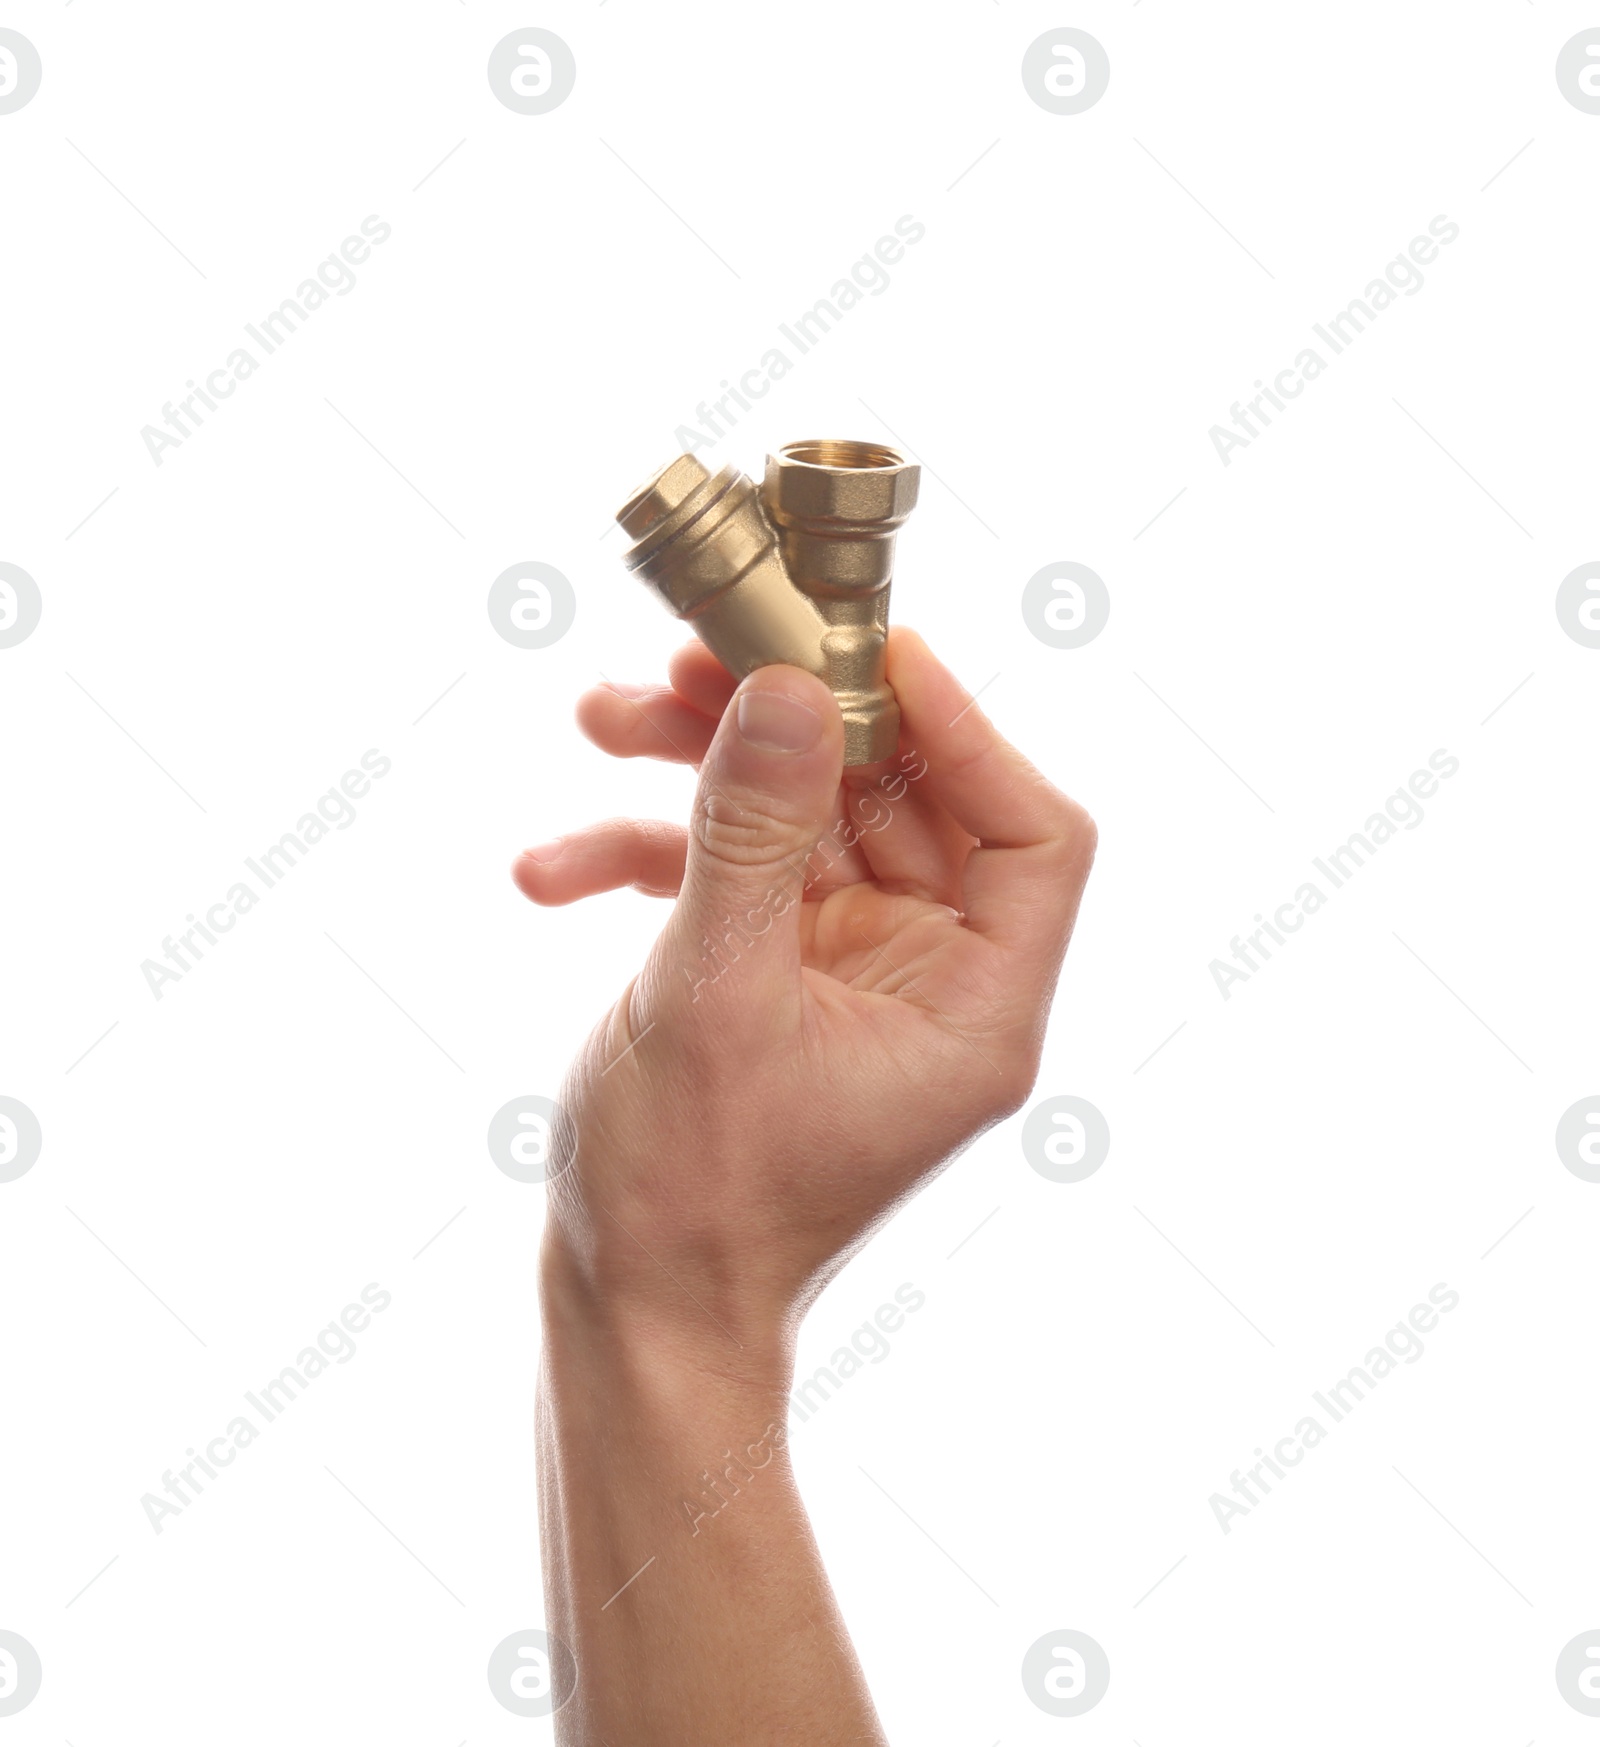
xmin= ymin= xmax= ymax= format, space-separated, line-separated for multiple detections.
xmin=577 ymin=680 xmax=716 ymax=766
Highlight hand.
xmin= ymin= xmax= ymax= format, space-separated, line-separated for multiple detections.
xmin=514 ymin=627 xmax=1096 ymax=1362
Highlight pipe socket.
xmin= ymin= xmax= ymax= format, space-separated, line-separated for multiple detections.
xmin=762 ymin=439 xmax=919 ymax=765
xmin=616 ymin=441 xmax=919 ymax=766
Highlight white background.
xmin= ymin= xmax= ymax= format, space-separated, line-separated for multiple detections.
xmin=2 ymin=3 xmax=1598 ymax=1741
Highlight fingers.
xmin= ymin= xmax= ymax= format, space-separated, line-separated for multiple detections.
xmin=655 ymin=664 xmax=845 ymax=1021
xmin=576 ymin=643 xmax=740 ymax=766
xmin=886 ymin=627 xmax=1097 ymax=955
xmin=577 ymin=680 xmax=716 ymax=766
xmin=667 ymin=640 xmax=739 ymax=717
xmin=513 ymin=819 xmax=688 ymax=905
xmin=840 ymin=768 xmax=973 ymax=911
xmin=888 ymin=628 xmax=1082 ymax=848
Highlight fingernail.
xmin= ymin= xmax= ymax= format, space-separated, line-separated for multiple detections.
xmin=522 ymin=840 xmax=566 ymax=864
xmin=736 ymin=688 xmax=822 ymax=753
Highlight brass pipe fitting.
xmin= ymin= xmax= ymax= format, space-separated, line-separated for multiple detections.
xmin=762 ymin=439 xmax=919 ymax=766
xmin=617 ymin=452 xmax=831 ymax=685
xmin=616 ymin=441 xmax=919 ymax=766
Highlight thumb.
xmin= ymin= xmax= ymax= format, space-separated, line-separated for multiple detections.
xmin=660 ymin=663 xmax=843 ymax=1010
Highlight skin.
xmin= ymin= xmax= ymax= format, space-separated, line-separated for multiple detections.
xmin=514 ymin=627 xmax=1097 ymax=1743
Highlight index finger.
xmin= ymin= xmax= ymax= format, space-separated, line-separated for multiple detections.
xmin=886 ymin=627 xmax=1097 ymax=953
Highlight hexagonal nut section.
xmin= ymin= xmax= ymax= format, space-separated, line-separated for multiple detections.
xmin=764 ymin=440 xmax=921 ymax=529
xmin=617 ymin=452 xmax=716 ymax=541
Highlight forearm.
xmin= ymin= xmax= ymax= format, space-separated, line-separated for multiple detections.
xmin=537 ymin=1239 xmax=888 ymax=1745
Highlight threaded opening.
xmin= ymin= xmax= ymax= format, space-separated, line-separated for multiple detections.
xmin=781 ymin=439 xmax=904 ymax=472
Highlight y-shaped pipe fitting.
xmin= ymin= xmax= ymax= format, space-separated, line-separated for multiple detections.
xmin=616 ymin=441 xmax=919 ymax=765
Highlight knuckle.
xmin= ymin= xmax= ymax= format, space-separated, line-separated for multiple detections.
xmin=987 ymin=1056 xmax=1039 ymax=1123
xmin=692 ymin=787 xmax=813 ymax=870
xmin=1043 ymin=789 xmax=1098 ymax=862
xmin=630 ymin=817 xmax=684 ymax=857
xmin=1067 ymin=800 xmax=1099 ymax=858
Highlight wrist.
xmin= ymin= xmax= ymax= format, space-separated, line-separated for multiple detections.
xmin=539 ymin=1227 xmax=795 ymax=1406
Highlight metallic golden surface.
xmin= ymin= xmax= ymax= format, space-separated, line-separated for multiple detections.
xmin=763 ymin=440 xmax=920 ymax=765
xmin=617 ymin=441 xmax=920 ymax=766
xmin=618 ymin=453 xmax=831 ymax=689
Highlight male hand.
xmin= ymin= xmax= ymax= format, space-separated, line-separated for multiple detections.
xmin=514 ymin=626 xmax=1097 ymax=1359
